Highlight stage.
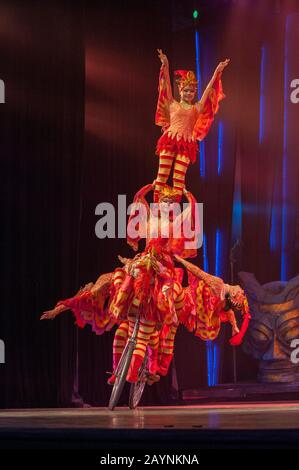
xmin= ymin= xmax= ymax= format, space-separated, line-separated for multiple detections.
xmin=1 ymin=402 xmax=299 ymax=449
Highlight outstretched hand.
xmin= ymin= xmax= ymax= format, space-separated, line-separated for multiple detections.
xmin=229 ymin=331 xmax=243 ymax=346
xmin=157 ymin=49 xmax=168 ymax=66
xmin=40 ymin=309 xmax=58 ymax=320
xmin=215 ymin=58 xmax=230 ymax=74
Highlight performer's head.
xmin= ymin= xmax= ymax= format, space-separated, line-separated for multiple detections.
xmin=158 ymin=185 xmax=181 ymax=205
xmin=175 ymin=70 xmax=198 ymax=104
xmin=224 ymin=284 xmax=246 ymax=310
xmin=156 ymin=185 xmax=181 ymax=221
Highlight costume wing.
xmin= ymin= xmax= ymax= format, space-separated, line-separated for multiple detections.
xmin=155 ymin=64 xmax=172 ymax=129
xmin=56 ymin=273 xmax=114 ymax=335
xmin=193 ymin=73 xmax=225 ymax=141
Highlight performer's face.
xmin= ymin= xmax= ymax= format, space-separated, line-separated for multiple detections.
xmin=160 ymin=198 xmax=174 ymax=212
xmin=180 ymin=86 xmax=196 ymax=104
xmin=159 ymin=197 xmax=178 ymax=221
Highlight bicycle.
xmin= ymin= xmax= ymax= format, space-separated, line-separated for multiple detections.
xmin=108 ymin=317 xmax=149 ymax=411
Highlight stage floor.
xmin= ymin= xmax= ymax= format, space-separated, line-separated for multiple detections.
xmin=1 ymin=402 xmax=299 ymax=429
xmin=1 ymin=402 xmax=299 ymax=448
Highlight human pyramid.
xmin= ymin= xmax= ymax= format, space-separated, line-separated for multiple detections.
xmin=41 ymin=50 xmax=250 ymax=386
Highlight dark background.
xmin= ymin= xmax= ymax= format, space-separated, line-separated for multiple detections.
xmin=1 ymin=0 xmax=299 ymax=407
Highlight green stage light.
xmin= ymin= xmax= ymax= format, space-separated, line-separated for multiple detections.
xmin=193 ymin=10 xmax=199 ymax=19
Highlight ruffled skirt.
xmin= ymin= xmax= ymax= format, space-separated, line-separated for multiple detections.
xmin=155 ymin=132 xmax=198 ymax=164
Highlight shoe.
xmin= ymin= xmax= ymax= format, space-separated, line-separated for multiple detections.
xmin=156 ymin=352 xmax=173 ymax=376
xmin=107 ymin=374 xmax=116 ymax=385
xmin=148 ymin=346 xmax=158 ymax=376
xmin=126 ymin=354 xmax=144 ymax=383
xmin=146 ymin=373 xmax=160 ymax=386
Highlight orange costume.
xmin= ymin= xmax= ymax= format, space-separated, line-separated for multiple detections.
xmin=54 ymin=185 xmax=199 ymax=383
xmin=154 ymin=62 xmax=225 ymax=202
xmin=41 ymin=54 xmax=246 ymax=392
xmin=107 ymin=184 xmax=199 ymax=381
xmin=174 ymin=255 xmax=251 ymax=345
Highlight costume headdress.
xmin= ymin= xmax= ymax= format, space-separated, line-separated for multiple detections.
xmin=174 ymin=70 xmax=198 ymax=92
xmin=158 ymin=184 xmax=181 ymax=203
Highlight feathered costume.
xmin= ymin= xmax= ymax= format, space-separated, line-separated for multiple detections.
xmin=154 ymin=62 xmax=225 ymax=201
xmin=53 ymin=185 xmax=199 ymax=381
xmin=42 ymin=55 xmax=249 ymax=386
xmin=49 ymin=185 xmax=249 ymax=383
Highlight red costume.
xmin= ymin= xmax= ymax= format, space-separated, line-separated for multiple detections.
xmin=41 ymin=53 xmax=248 ymax=392
xmin=154 ymin=62 xmax=225 ymax=201
xmin=48 ymin=185 xmax=249 ymax=384
xmin=54 ymin=185 xmax=199 ymax=383
xmin=174 ymin=255 xmax=251 ymax=345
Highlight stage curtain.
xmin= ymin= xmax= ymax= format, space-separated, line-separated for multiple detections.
xmin=0 ymin=0 xmax=84 ymax=407
xmin=78 ymin=1 xmax=173 ymax=406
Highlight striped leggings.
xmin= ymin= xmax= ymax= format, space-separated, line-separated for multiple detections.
xmin=154 ymin=150 xmax=190 ymax=201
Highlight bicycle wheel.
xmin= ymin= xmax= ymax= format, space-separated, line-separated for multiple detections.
xmin=108 ymin=339 xmax=135 ymax=411
xmin=108 ymin=319 xmax=140 ymax=411
xmin=129 ymin=351 xmax=148 ymax=409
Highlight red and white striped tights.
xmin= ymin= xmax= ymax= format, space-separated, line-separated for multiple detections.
xmin=154 ymin=150 xmax=190 ymax=202
xmin=110 ymin=280 xmax=185 ymax=383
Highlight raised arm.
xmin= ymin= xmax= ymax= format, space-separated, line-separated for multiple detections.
xmin=127 ymin=183 xmax=154 ymax=251
xmin=171 ymin=190 xmax=200 ymax=258
xmin=172 ymin=188 xmax=197 ymax=231
xmin=157 ymin=49 xmax=173 ymax=102
xmin=155 ymin=49 xmax=173 ymax=129
xmin=192 ymin=60 xmax=229 ymax=141
xmin=40 ymin=282 xmax=94 ymax=320
xmin=196 ymin=59 xmax=229 ymax=112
